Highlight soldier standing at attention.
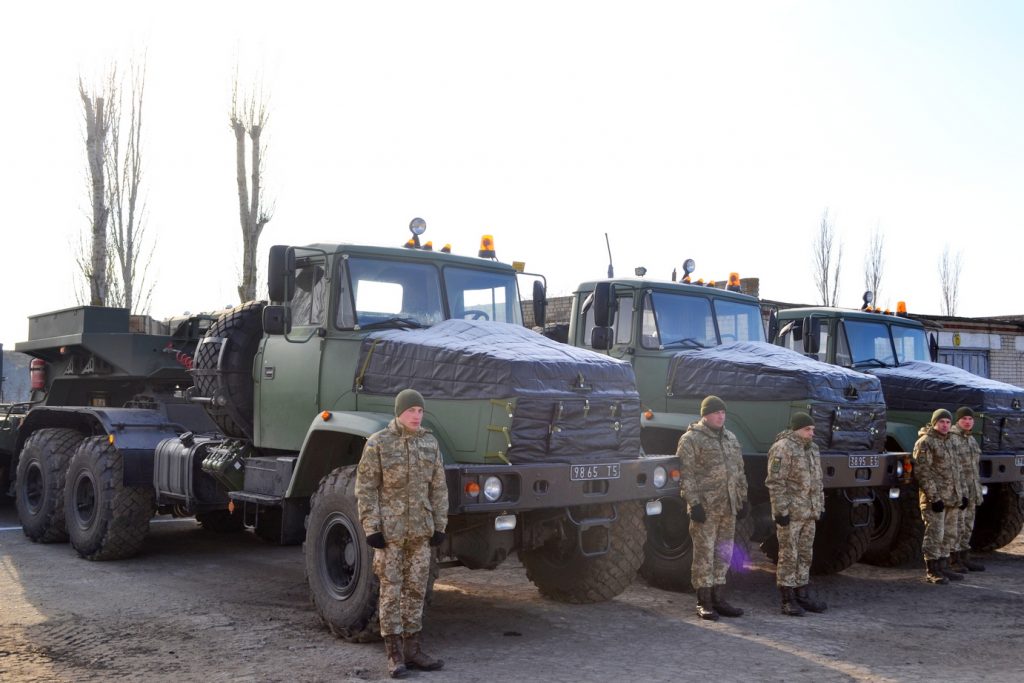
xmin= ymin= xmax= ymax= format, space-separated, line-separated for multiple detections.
xmin=356 ymin=389 xmax=449 ymax=678
xmin=913 ymin=408 xmax=967 ymax=585
xmin=677 ymin=395 xmax=749 ymax=620
xmin=949 ymin=406 xmax=986 ymax=572
xmin=765 ymin=412 xmax=827 ymax=616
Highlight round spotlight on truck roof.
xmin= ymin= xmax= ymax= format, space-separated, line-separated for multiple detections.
xmin=682 ymin=259 xmax=696 ymax=277
xmin=409 ymin=217 xmax=427 ymax=235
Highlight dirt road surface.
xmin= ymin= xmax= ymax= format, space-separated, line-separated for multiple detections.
xmin=2 ymin=503 xmax=1022 ymax=682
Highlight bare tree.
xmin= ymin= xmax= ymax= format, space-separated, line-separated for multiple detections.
xmin=77 ymin=61 xmax=155 ymax=313
xmin=812 ymin=208 xmax=843 ymax=306
xmin=863 ymin=222 xmax=884 ymax=305
xmin=939 ymin=245 xmax=964 ymax=316
xmin=79 ymin=74 xmax=114 ymax=306
xmin=231 ymin=71 xmax=273 ymax=303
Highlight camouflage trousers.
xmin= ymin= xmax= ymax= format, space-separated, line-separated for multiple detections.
xmin=689 ymin=510 xmax=736 ymax=589
xmin=919 ymin=497 xmax=961 ymax=560
xmin=373 ymin=536 xmax=432 ymax=637
xmin=956 ymin=503 xmax=977 ymax=552
xmin=776 ymin=519 xmax=815 ymax=587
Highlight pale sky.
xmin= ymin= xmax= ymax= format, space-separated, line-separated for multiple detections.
xmin=2 ymin=1 xmax=1022 ymax=348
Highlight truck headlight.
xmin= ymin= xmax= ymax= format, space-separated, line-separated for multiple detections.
xmin=483 ymin=476 xmax=503 ymax=502
xmin=652 ymin=466 xmax=667 ymax=488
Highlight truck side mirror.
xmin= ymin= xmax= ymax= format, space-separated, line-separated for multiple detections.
xmin=803 ymin=316 xmax=820 ymax=354
xmin=928 ymin=332 xmax=939 ymax=362
xmin=767 ymin=310 xmax=779 ymax=344
xmin=263 ymin=305 xmax=291 ymax=335
xmin=593 ymin=282 xmax=612 ymax=328
xmin=532 ymin=280 xmax=547 ymax=328
xmin=590 ymin=326 xmax=614 ymax=350
xmin=267 ymin=245 xmax=296 ymax=303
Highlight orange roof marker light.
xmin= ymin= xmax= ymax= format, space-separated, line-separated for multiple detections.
xmin=896 ymin=301 xmax=908 ymax=317
xmin=441 ymin=244 xmax=452 ymax=254
xmin=479 ymin=235 xmax=496 ymax=259
xmin=727 ymin=272 xmax=742 ymax=292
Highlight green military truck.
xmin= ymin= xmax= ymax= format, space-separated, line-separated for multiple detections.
xmin=4 ymin=224 xmax=677 ymax=639
xmin=552 ymin=269 xmax=902 ymax=590
xmin=774 ymin=302 xmax=1024 ymax=564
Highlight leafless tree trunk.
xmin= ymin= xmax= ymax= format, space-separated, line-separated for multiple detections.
xmin=939 ymin=245 xmax=963 ymax=316
xmin=79 ymin=76 xmax=113 ymax=306
xmin=812 ymin=208 xmax=843 ymax=306
xmin=231 ymin=72 xmax=273 ymax=303
xmin=863 ymin=223 xmax=884 ymax=305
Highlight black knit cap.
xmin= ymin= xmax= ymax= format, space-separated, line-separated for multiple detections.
xmin=700 ymin=395 xmax=727 ymax=416
xmin=395 ymin=389 xmax=425 ymax=416
xmin=956 ymin=406 xmax=975 ymax=420
xmin=931 ymin=408 xmax=953 ymax=425
xmin=789 ymin=412 xmax=815 ymax=430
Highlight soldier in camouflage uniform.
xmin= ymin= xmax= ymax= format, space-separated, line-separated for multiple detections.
xmin=765 ymin=412 xmax=826 ymax=616
xmin=356 ymin=389 xmax=449 ymax=678
xmin=677 ymin=395 xmax=749 ymax=620
xmin=949 ymin=406 xmax=986 ymax=572
xmin=913 ymin=408 xmax=967 ymax=585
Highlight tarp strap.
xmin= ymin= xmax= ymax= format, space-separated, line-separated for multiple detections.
xmin=354 ymin=338 xmax=383 ymax=391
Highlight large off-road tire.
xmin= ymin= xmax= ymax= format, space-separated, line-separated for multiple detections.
xmin=861 ymin=492 xmax=923 ymax=567
xmin=971 ymin=483 xmax=1024 ymax=552
xmin=305 ymin=466 xmax=380 ymax=642
xmin=192 ymin=301 xmax=266 ymax=439
xmin=64 ymin=436 xmax=155 ymax=561
xmin=521 ymin=501 xmax=645 ymax=603
xmin=639 ymin=496 xmax=694 ymax=592
xmin=16 ymin=428 xmax=86 ymax=543
xmin=760 ymin=494 xmax=870 ymax=575
xmin=196 ymin=509 xmax=245 ymax=533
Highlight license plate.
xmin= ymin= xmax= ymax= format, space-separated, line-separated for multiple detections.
xmin=1015 ymin=456 xmax=1024 ymax=467
xmin=571 ymin=463 xmax=621 ymax=481
xmin=849 ymin=455 xmax=879 ymax=468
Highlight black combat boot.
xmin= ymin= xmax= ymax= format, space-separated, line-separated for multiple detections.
xmin=794 ymin=585 xmax=827 ymax=613
xmin=403 ymin=632 xmax=444 ymax=671
xmin=779 ymin=586 xmax=805 ymax=616
xmin=925 ymin=559 xmax=949 ymax=584
xmin=948 ymin=551 xmax=969 ymax=573
xmin=939 ymin=556 xmax=964 ymax=581
xmin=383 ymin=635 xmax=409 ymax=678
xmin=695 ymin=586 xmax=719 ymax=620
xmin=959 ymin=550 xmax=986 ymax=572
xmin=711 ymin=585 xmax=744 ymax=617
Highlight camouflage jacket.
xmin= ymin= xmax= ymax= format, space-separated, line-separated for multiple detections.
xmin=355 ymin=418 xmax=449 ymax=541
xmin=912 ymin=426 xmax=964 ymax=505
xmin=765 ymin=430 xmax=825 ymax=520
xmin=676 ymin=420 xmax=748 ymax=515
xmin=950 ymin=424 xmax=984 ymax=505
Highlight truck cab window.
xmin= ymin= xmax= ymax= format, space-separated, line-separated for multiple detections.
xmin=291 ymin=261 xmax=326 ymax=326
xmin=338 ymin=257 xmax=443 ymax=329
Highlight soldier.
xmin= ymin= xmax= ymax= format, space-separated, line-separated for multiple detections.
xmin=677 ymin=395 xmax=749 ymax=620
xmin=765 ymin=412 xmax=827 ymax=616
xmin=949 ymin=406 xmax=986 ymax=572
xmin=913 ymin=408 xmax=967 ymax=585
xmin=356 ymin=389 xmax=449 ymax=678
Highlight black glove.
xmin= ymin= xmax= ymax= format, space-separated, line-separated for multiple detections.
xmin=774 ymin=513 xmax=791 ymax=527
xmin=930 ymin=500 xmax=945 ymax=513
xmin=736 ymin=501 xmax=749 ymax=520
xmin=960 ymin=496 xmax=969 ymax=510
xmin=689 ymin=503 xmax=707 ymax=524
xmin=429 ymin=530 xmax=446 ymax=547
xmin=366 ymin=532 xmax=387 ymax=549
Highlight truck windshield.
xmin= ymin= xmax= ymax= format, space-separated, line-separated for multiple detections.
xmin=842 ymin=320 xmax=898 ymax=367
xmin=640 ymin=291 xmax=763 ymax=349
xmin=443 ymin=266 xmax=523 ymax=325
xmin=891 ymin=324 xmax=931 ymax=363
xmin=340 ymin=257 xmax=445 ymax=329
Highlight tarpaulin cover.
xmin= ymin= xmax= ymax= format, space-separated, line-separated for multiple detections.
xmin=870 ymin=361 xmax=1024 ymax=413
xmin=355 ymin=320 xmax=641 ymax=463
xmin=808 ymin=402 xmax=887 ymax=452
xmin=666 ymin=342 xmax=885 ymax=405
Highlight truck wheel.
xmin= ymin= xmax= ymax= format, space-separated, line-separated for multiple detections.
xmin=64 ymin=437 xmax=154 ymax=560
xmin=196 ymin=509 xmax=245 ymax=533
xmin=861 ymin=492 xmax=923 ymax=566
xmin=521 ymin=501 xmax=645 ymax=604
xmin=16 ymin=428 xmax=85 ymax=543
xmin=305 ymin=466 xmax=380 ymax=642
xmin=638 ymin=496 xmax=694 ymax=592
xmin=971 ymin=483 xmax=1024 ymax=552
xmin=759 ymin=497 xmax=870 ymax=575
xmin=192 ymin=301 xmax=266 ymax=439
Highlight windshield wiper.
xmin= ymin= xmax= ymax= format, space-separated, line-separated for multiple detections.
xmin=359 ymin=317 xmax=424 ymax=330
xmin=661 ymin=337 xmax=705 ymax=349
xmin=852 ymin=357 xmax=891 ymax=368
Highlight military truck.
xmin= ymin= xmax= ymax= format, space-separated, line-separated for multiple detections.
xmin=4 ymin=223 xmax=677 ymax=640
xmin=550 ymin=267 xmax=902 ymax=590
xmin=774 ymin=300 xmax=1024 ymax=564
